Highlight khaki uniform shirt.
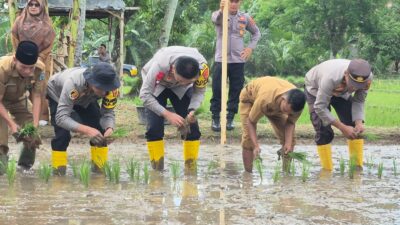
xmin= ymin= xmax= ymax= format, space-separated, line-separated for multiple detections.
xmin=140 ymin=46 xmax=209 ymax=116
xmin=240 ymin=76 xmax=301 ymax=123
xmin=0 ymin=56 xmax=44 ymax=105
xmin=47 ymin=67 xmax=117 ymax=131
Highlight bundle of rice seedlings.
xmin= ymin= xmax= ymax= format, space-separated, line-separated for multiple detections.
xmin=253 ymin=157 xmax=263 ymax=180
xmin=38 ymin=163 xmax=52 ymax=183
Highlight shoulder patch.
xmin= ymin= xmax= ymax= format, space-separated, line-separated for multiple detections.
xmin=69 ymin=89 xmax=80 ymax=100
xmin=249 ymin=16 xmax=256 ymax=26
xmin=195 ymin=63 xmax=209 ymax=88
xmin=102 ymin=89 xmax=119 ymax=109
xmin=39 ymin=72 xmax=45 ymax=81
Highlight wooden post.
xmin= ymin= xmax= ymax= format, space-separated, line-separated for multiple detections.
xmin=119 ymin=11 xmax=124 ymax=97
xmin=220 ymin=1 xmax=229 ymax=145
xmin=68 ymin=0 xmax=80 ymax=67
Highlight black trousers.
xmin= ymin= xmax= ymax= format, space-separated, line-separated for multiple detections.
xmin=48 ymin=97 xmax=104 ymax=151
xmin=145 ymin=88 xmax=201 ymax=142
xmin=305 ymin=89 xmax=355 ymax=145
xmin=210 ymin=62 xmax=245 ymax=119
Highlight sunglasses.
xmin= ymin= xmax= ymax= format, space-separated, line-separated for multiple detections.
xmin=28 ymin=2 xmax=40 ymax=8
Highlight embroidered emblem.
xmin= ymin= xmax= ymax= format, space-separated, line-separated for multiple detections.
xmin=102 ymin=89 xmax=119 ymax=109
xmin=195 ymin=63 xmax=209 ymax=88
xmin=69 ymin=89 xmax=79 ymax=100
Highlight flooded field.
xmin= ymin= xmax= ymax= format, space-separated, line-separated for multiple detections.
xmin=0 ymin=142 xmax=399 ymax=225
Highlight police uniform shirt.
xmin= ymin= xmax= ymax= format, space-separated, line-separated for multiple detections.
xmin=47 ymin=67 xmax=117 ymax=131
xmin=139 ymin=46 xmax=209 ymax=116
xmin=305 ymin=59 xmax=372 ymax=126
xmin=240 ymin=76 xmax=301 ymax=124
xmin=212 ymin=10 xmax=261 ymax=63
xmin=0 ymin=56 xmax=44 ymax=104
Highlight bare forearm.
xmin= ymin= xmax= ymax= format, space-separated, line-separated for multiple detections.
xmin=284 ymin=122 xmax=295 ymax=146
xmin=247 ymin=118 xmax=259 ymax=149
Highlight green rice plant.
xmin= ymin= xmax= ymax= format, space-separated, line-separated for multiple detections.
xmin=103 ymin=161 xmax=113 ymax=182
xmin=135 ymin=162 xmax=141 ymax=182
xmin=378 ymin=162 xmax=384 ymax=179
xmin=366 ymin=154 xmax=374 ymax=173
xmin=143 ymin=162 xmax=149 ymax=184
xmin=112 ymin=160 xmax=121 ymax=184
xmin=70 ymin=159 xmax=79 ymax=178
xmin=339 ymin=156 xmax=345 ymax=176
xmin=79 ymin=161 xmax=91 ymax=188
xmin=126 ymin=158 xmax=140 ymax=181
xmin=272 ymin=162 xmax=281 ymax=183
xmin=288 ymin=152 xmax=309 ymax=164
xmin=301 ymin=161 xmax=310 ymax=182
xmin=254 ymin=157 xmax=264 ymax=180
xmin=38 ymin=163 xmax=52 ymax=183
xmin=290 ymin=160 xmax=296 ymax=176
xmin=6 ymin=159 xmax=17 ymax=185
xmin=110 ymin=128 xmax=128 ymax=138
xmin=393 ymin=158 xmax=397 ymax=176
xmin=348 ymin=156 xmax=357 ymax=179
xmin=169 ymin=160 xmax=180 ymax=180
xmin=206 ymin=160 xmax=219 ymax=176
xmin=19 ymin=123 xmax=39 ymax=137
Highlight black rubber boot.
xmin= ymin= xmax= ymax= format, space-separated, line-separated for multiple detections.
xmin=53 ymin=166 xmax=67 ymax=176
xmin=17 ymin=144 xmax=36 ymax=170
xmin=211 ymin=117 xmax=221 ymax=132
xmin=0 ymin=146 xmax=9 ymax=175
xmin=227 ymin=113 xmax=235 ymax=130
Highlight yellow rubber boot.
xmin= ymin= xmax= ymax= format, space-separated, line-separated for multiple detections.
xmin=91 ymin=146 xmax=108 ymax=172
xmin=348 ymin=139 xmax=364 ymax=167
xmin=317 ymin=144 xmax=333 ymax=171
xmin=147 ymin=140 xmax=165 ymax=171
xmin=52 ymin=150 xmax=67 ymax=176
xmin=183 ymin=140 xmax=200 ymax=170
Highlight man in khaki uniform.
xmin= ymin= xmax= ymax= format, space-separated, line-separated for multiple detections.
xmin=239 ymin=76 xmax=306 ymax=172
xmin=0 ymin=41 xmax=44 ymax=174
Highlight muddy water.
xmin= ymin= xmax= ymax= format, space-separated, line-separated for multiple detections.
xmin=0 ymin=142 xmax=399 ymax=225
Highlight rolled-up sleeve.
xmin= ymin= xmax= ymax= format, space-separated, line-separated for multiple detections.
xmin=314 ymin=82 xmax=336 ymax=126
xmin=212 ymin=10 xmax=222 ymax=25
xmin=100 ymin=107 xmax=115 ymax=130
xmin=139 ymin=64 xmax=166 ymax=116
xmin=246 ymin=15 xmax=261 ymax=49
xmin=188 ymin=86 xmax=205 ymax=111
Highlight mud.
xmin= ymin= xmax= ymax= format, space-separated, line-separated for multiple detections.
xmin=0 ymin=142 xmax=399 ymax=225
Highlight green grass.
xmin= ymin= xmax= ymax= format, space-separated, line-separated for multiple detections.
xmin=38 ymin=163 xmax=52 ymax=183
xmin=6 ymin=159 xmax=17 ymax=185
xmin=378 ymin=162 xmax=384 ymax=179
xmin=339 ymin=156 xmax=345 ymax=176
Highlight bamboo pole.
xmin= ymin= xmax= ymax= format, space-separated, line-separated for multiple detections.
xmin=220 ymin=1 xmax=229 ymax=145
xmin=67 ymin=0 xmax=80 ymax=67
xmin=119 ymin=11 xmax=124 ymax=97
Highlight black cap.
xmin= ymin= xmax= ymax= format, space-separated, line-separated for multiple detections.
xmin=348 ymin=59 xmax=372 ymax=89
xmin=15 ymin=41 xmax=39 ymax=65
xmin=83 ymin=62 xmax=121 ymax=91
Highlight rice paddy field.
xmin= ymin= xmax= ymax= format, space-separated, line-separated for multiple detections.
xmin=1 ymin=77 xmax=399 ymax=224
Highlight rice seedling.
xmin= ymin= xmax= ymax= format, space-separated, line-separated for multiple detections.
xmin=366 ymin=154 xmax=374 ymax=173
xmin=112 ymin=160 xmax=121 ymax=184
xmin=103 ymin=161 xmax=113 ymax=182
xmin=290 ymin=160 xmax=296 ymax=176
xmin=339 ymin=156 xmax=345 ymax=176
xmin=348 ymin=156 xmax=357 ymax=179
xmin=19 ymin=123 xmax=39 ymax=137
xmin=135 ymin=162 xmax=141 ymax=182
xmin=301 ymin=161 xmax=310 ymax=182
xmin=38 ymin=163 xmax=52 ymax=183
xmin=378 ymin=162 xmax=384 ymax=179
xmin=288 ymin=152 xmax=309 ymax=164
xmin=206 ymin=160 xmax=219 ymax=176
xmin=253 ymin=157 xmax=264 ymax=180
xmin=169 ymin=160 xmax=180 ymax=180
xmin=393 ymin=158 xmax=397 ymax=176
xmin=6 ymin=159 xmax=17 ymax=185
xmin=272 ymin=162 xmax=281 ymax=183
xmin=143 ymin=162 xmax=149 ymax=184
xmin=79 ymin=161 xmax=91 ymax=188
xmin=110 ymin=128 xmax=128 ymax=138
xmin=126 ymin=158 xmax=140 ymax=181
xmin=70 ymin=159 xmax=80 ymax=178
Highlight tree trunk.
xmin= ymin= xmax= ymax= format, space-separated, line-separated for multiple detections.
xmin=74 ymin=0 xmax=86 ymax=66
xmin=158 ymin=0 xmax=179 ymax=48
xmin=68 ymin=0 xmax=80 ymax=67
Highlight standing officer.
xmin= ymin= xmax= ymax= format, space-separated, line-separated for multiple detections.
xmin=305 ymin=59 xmax=373 ymax=170
xmin=0 ymin=41 xmax=44 ymax=174
xmin=140 ymin=46 xmax=209 ymax=171
xmin=47 ymin=62 xmax=120 ymax=175
xmin=240 ymin=76 xmax=306 ymax=172
xmin=210 ymin=0 xmax=261 ymax=131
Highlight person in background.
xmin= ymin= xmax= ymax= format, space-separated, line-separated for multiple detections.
xmin=98 ymin=44 xmax=111 ymax=63
xmin=210 ymin=0 xmax=261 ymax=132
